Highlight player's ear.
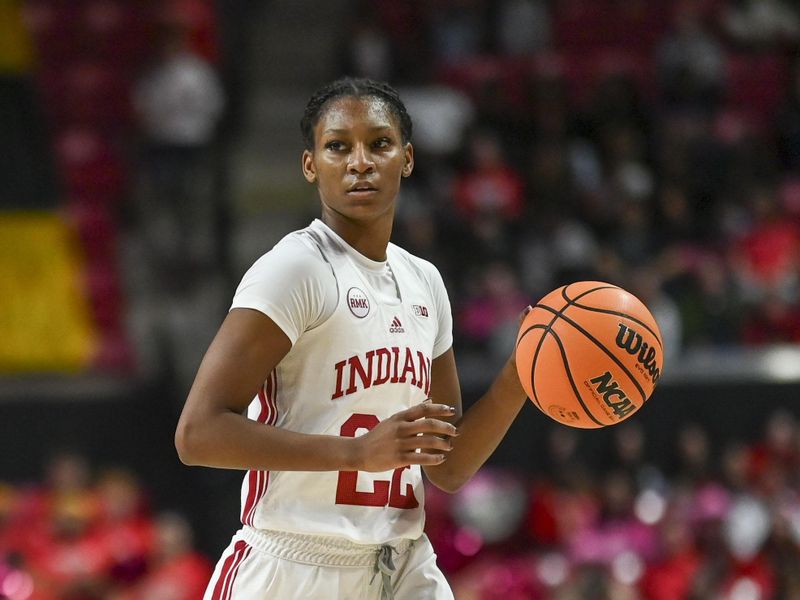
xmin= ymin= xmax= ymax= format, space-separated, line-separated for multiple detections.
xmin=402 ymin=143 xmax=414 ymax=178
xmin=302 ymin=149 xmax=316 ymax=183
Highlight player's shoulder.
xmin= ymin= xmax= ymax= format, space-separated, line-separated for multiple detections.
xmin=388 ymin=243 xmax=443 ymax=284
xmin=248 ymin=224 xmax=332 ymax=275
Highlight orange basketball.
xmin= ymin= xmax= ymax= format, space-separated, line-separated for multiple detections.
xmin=515 ymin=281 xmax=664 ymax=428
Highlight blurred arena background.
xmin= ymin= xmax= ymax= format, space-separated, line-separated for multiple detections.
xmin=3 ymin=0 xmax=800 ymax=598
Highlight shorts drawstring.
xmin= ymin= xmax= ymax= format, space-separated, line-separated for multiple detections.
xmin=239 ymin=527 xmax=416 ymax=599
xmin=372 ymin=544 xmax=397 ymax=600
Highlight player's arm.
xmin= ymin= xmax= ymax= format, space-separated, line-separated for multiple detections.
xmin=175 ymin=308 xmax=457 ymax=472
xmin=422 ymin=344 xmax=528 ymax=493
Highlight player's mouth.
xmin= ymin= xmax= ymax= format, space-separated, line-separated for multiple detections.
xmin=346 ymin=182 xmax=379 ymax=197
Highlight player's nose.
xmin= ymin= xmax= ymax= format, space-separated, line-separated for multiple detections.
xmin=347 ymin=143 xmax=375 ymax=174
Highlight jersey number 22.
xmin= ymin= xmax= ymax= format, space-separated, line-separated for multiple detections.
xmin=335 ymin=413 xmax=419 ymax=509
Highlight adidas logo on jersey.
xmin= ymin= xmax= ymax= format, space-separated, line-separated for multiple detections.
xmin=389 ymin=316 xmax=405 ymax=333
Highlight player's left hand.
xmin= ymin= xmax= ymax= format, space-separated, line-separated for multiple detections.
xmin=508 ymin=305 xmax=532 ymax=369
xmin=352 ymin=401 xmax=460 ymax=472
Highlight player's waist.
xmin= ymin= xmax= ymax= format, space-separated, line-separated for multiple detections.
xmin=240 ymin=526 xmax=415 ymax=567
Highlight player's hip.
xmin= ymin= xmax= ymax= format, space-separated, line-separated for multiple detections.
xmin=204 ymin=527 xmax=453 ymax=599
xmin=240 ymin=525 xmax=414 ymax=567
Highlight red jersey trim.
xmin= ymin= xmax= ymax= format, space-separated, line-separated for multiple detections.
xmin=241 ymin=370 xmax=279 ymax=525
xmin=210 ymin=539 xmax=251 ymax=600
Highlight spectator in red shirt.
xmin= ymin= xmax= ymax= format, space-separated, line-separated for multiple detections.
xmin=27 ymin=494 xmax=109 ymax=600
xmin=160 ymin=0 xmax=220 ymax=64
xmin=95 ymin=469 xmax=155 ymax=591
xmin=741 ymin=293 xmax=800 ymax=344
xmin=115 ymin=512 xmax=212 ymax=600
xmin=20 ymin=452 xmax=101 ymax=565
xmin=732 ymin=186 xmax=800 ymax=298
xmin=453 ymin=130 xmax=525 ymax=222
xmin=640 ymin=517 xmax=703 ymax=600
xmin=746 ymin=411 xmax=799 ymax=492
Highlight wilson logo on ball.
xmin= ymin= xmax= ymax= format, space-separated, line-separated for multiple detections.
xmin=588 ymin=371 xmax=637 ymax=419
xmin=615 ymin=323 xmax=661 ymax=384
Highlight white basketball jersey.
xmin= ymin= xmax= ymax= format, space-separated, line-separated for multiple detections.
xmin=236 ymin=223 xmax=449 ymax=545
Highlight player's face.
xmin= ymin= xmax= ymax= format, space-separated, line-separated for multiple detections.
xmin=302 ymin=96 xmax=413 ymax=225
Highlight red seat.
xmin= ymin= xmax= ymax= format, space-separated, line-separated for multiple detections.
xmin=552 ymin=0 xmax=617 ymax=51
xmin=25 ymin=1 xmax=139 ymax=376
xmin=69 ymin=62 xmax=132 ymax=130
xmin=80 ymin=246 xmax=132 ymax=373
xmin=615 ymin=2 xmax=672 ymax=55
xmin=438 ymin=57 xmax=509 ymax=95
xmin=83 ymin=259 xmax=122 ymax=330
xmin=779 ymin=177 xmax=800 ymax=217
xmin=64 ymin=201 xmax=118 ymax=259
xmin=35 ymin=67 xmax=70 ymax=125
xmin=163 ymin=0 xmax=221 ymax=64
xmin=38 ymin=63 xmax=132 ymax=131
xmin=22 ymin=0 xmax=84 ymax=64
xmin=81 ymin=0 xmax=157 ymax=70
xmin=55 ymin=128 xmax=126 ymax=204
xmin=553 ymin=0 xmax=670 ymax=55
xmin=725 ymin=53 xmax=788 ymax=129
xmin=526 ymin=50 xmax=655 ymax=109
xmin=590 ymin=50 xmax=656 ymax=100
xmin=92 ymin=328 xmax=134 ymax=372
xmin=438 ymin=56 xmax=528 ymax=100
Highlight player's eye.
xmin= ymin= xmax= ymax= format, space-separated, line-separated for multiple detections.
xmin=324 ymin=140 xmax=346 ymax=152
xmin=372 ymin=137 xmax=391 ymax=149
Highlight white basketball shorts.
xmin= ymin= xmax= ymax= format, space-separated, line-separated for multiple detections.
xmin=203 ymin=526 xmax=455 ymax=600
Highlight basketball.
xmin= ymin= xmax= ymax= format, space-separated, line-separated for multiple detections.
xmin=515 ymin=281 xmax=664 ymax=428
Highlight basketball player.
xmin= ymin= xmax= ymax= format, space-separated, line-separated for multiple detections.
xmin=175 ymin=77 xmax=530 ymax=599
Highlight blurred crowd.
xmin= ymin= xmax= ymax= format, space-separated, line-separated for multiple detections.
xmin=0 ymin=453 xmax=210 ymax=600
xmin=8 ymin=0 xmax=800 ymax=375
xmin=340 ymin=0 xmax=800 ymax=367
xmin=2 ymin=0 xmax=228 ymax=373
xmin=4 ymin=411 xmax=800 ymax=600
xmin=429 ymin=410 xmax=800 ymax=600
xmin=6 ymin=1 xmax=800 ymax=599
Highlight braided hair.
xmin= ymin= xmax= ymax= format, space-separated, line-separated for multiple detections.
xmin=300 ymin=77 xmax=413 ymax=150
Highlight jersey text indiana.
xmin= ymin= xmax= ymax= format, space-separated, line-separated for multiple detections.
xmin=331 ymin=347 xmax=432 ymax=399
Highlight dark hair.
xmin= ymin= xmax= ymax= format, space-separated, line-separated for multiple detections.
xmin=300 ymin=77 xmax=413 ymax=150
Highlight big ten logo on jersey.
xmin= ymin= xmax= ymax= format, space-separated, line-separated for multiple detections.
xmin=331 ymin=347 xmax=431 ymax=400
xmin=412 ymin=304 xmax=428 ymax=317
xmin=336 ymin=413 xmax=418 ymax=509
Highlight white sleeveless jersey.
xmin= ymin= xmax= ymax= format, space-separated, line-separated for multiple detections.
xmin=231 ymin=221 xmax=452 ymax=545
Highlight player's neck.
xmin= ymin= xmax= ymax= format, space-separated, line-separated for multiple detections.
xmin=322 ymin=213 xmax=392 ymax=262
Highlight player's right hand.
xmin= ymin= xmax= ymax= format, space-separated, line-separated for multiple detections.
xmin=354 ymin=401 xmax=459 ymax=472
